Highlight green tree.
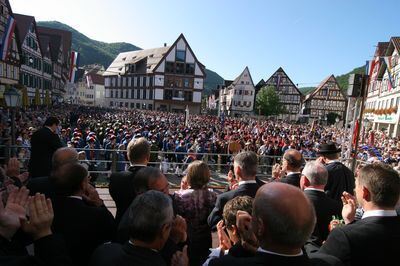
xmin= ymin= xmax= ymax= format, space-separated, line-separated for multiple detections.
xmin=256 ymin=86 xmax=285 ymax=116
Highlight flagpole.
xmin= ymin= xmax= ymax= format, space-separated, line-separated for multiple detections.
xmin=185 ymin=105 xmax=189 ymax=127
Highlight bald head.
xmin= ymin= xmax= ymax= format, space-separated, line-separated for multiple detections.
xmin=253 ymin=182 xmax=315 ymax=250
xmin=52 ymin=147 xmax=79 ymax=170
xmin=283 ymin=149 xmax=303 ymax=172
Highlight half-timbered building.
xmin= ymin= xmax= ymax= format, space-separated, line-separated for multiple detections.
xmin=364 ymin=37 xmax=400 ymax=137
xmin=103 ymin=34 xmax=206 ymax=113
xmin=219 ymin=66 xmax=255 ymax=117
xmin=0 ymin=0 xmax=21 ymax=104
xmin=303 ymin=75 xmax=347 ymax=122
xmin=262 ymin=67 xmax=302 ymax=121
xmin=14 ymin=14 xmax=45 ymax=104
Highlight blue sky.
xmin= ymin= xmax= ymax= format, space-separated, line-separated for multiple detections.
xmin=11 ymin=0 xmax=400 ymax=87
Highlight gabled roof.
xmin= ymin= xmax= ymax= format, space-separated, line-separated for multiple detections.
xmin=230 ymin=66 xmax=254 ymax=87
xmin=255 ymin=79 xmax=265 ymax=90
xmin=37 ymin=26 xmax=72 ymax=63
xmin=105 ymin=33 xmax=206 ymax=77
xmin=265 ymin=67 xmax=302 ymax=95
xmin=38 ymin=35 xmax=51 ymax=58
xmin=385 ymin=37 xmax=400 ymax=56
xmin=390 ymin=37 xmax=400 ymax=54
xmin=88 ymin=73 xmax=104 ymax=85
xmin=304 ymin=75 xmax=343 ymax=101
xmin=374 ymin=42 xmax=389 ymax=57
xmin=154 ymin=33 xmax=206 ymax=77
xmin=14 ymin=14 xmax=43 ymax=56
xmin=104 ymin=46 xmax=170 ymax=75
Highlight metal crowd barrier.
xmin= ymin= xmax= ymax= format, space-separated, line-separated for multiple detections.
xmin=0 ymin=145 xmax=362 ymax=188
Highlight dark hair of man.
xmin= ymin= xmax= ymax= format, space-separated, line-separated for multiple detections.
xmin=44 ymin=117 xmax=60 ymax=127
xmin=186 ymin=160 xmax=210 ymax=189
xmin=223 ymin=196 xmax=253 ymax=229
xmin=53 ymin=162 xmax=88 ymax=196
xmin=283 ymin=149 xmax=303 ymax=169
xmin=127 ymin=137 xmax=150 ymax=164
xmin=133 ymin=167 xmax=163 ymax=195
xmin=358 ymin=163 xmax=400 ymax=208
xmin=128 ymin=190 xmax=173 ymax=243
xmin=234 ymin=151 xmax=258 ymax=178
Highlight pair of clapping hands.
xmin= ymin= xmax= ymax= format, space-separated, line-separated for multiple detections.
xmin=217 ymin=211 xmax=258 ymax=254
xmin=0 ymin=187 xmax=53 ymax=241
xmin=272 ymin=163 xmax=287 ymax=180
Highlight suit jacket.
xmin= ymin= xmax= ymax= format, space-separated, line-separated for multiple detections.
xmin=90 ymin=242 xmax=166 ymax=266
xmin=324 ymin=162 xmax=355 ymax=203
xmin=109 ymin=165 xmax=145 ymax=224
xmin=52 ymin=197 xmax=116 ymax=266
xmin=318 ymin=215 xmax=400 ymax=266
xmin=209 ymin=251 xmax=311 ymax=266
xmin=28 ymin=127 xmax=62 ymax=178
xmin=0 ymin=234 xmax=72 ymax=266
xmin=208 ymin=251 xmax=343 ymax=266
xmin=280 ymin=173 xmax=301 ymax=188
xmin=304 ymin=189 xmax=342 ymax=247
xmin=26 ymin=176 xmax=55 ymax=199
xmin=208 ymin=182 xmax=260 ymax=229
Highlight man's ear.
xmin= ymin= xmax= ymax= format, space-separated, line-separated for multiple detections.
xmin=254 ymin=217 xmax=264 ymax=239
xmin=80 ymin=176 xmax=89 ymax=191
xmin=300 ymin=175 xmax=309 ymax=190
xmin=362 ymin=185 xmax=371 ymax=201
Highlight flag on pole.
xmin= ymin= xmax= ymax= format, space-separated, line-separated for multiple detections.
xmin=86 ymin=74 xmax=93 ymax=88
xmin=0 ymin=16 xmax=16 ymax=61
xmin=383 ymin=56 xmax=394 ymax=91
xmin=352 ymin=120 xmax=359 ymax=148
xmin=69 ymin=51 xmax=80 ymax=82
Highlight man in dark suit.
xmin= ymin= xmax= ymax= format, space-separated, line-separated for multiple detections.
xmin=317 ymin=142 xmax=355 ymax=204
xmin=300 ymin=161 xmax=342 ymax=250
xmin=209 ymin=182 xmax=341 ymax=266
xmin=90 ymin=191 xmax=180 ymax=266
xmin=27 ymin=147 xmax=79 ymax=198
xmin=28 ymin=117 xmax=63 ymax=178
xmin=272 ymin=149 xmax=303 ymax=188
xmin=109 ymin=137 xmax=150 ymax=225
xmin=208 ymin=151 xmax=260 ymax=229
xmin=51 ymin=162 xmax=116 ymax=266
xmin=318 ymin=163 xmax=400 ymax=266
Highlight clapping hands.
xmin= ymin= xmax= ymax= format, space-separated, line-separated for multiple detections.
xmin=217 ymin=220 xmax=232 ymax=252
xmin=341 ymin=191 xmax=357 ymax=224
xmin=169 ymin=215 xmax=187 ymax=244
xmin=0 ymin=187 xmax=54 ymax=241
xmin=236 ymin=211 xmax=258 ymax=253
xmin=0 ymin=187 xmax=29 ymax=239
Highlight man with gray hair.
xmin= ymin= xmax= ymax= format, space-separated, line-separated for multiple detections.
xmin=90 ymin=190 xmax=179 ymax=266
xmin=208 ymin=151 xmax=260 ymax=229
xmin=300 ymin=161 xmax=341 ymax=249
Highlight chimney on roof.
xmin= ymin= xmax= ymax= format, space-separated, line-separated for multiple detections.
xmin=164 ymin=43 xmax=167 ymax=47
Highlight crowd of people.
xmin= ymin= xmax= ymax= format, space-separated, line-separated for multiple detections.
xmin=1 ymin=130 xmax=399 ymax=265
xmin=1 ymin=104 xmax=400 ymax=176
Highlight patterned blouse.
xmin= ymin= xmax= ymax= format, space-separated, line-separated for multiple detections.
xmin=174 ymin=188 xmax=217 ymax=237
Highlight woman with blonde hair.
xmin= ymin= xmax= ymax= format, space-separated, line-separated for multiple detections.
xmin=174 ymin=160 xmax=217 ymax=266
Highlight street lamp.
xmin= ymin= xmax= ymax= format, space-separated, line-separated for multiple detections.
xmin=4 ymin=87 xmax=21 ymax=157
xmin=335 ymin=117 xmax=340 ymax=125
